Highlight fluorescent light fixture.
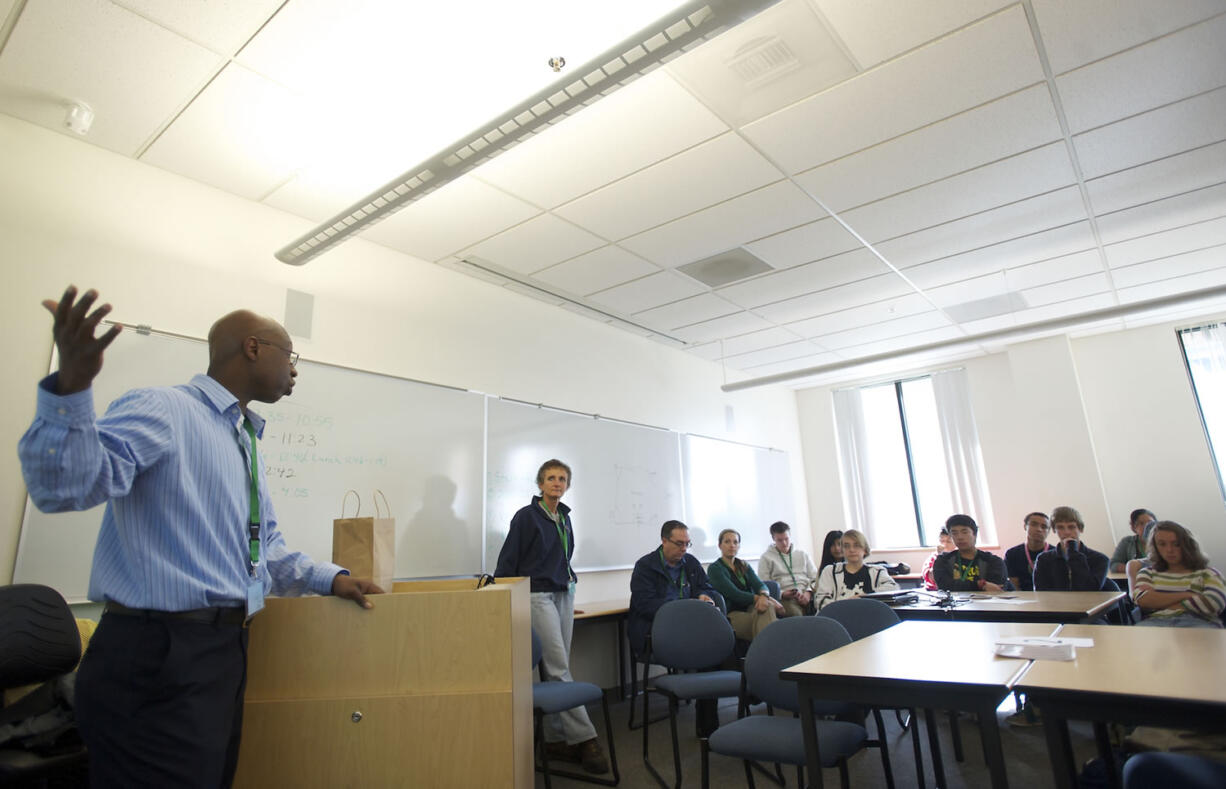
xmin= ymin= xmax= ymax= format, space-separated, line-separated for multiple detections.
xmin=276 ymin=0 xmax=781 ymax=265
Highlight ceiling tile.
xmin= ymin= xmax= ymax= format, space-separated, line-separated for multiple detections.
xmin=1095 ymin=182 xmax=1226 ymax=245
xmin=141 ymin=63 xmax=304 ymax=199
xmin=725 ymin=340 xmax=829 ymax=368
xmin=477 ymin=71 xmax=728 ymax=208
xmin=761 ymin=272 xmax=916 ymax=325
xmin=1111 ymin=244 xmax=1226 ymax=289
xmin=796 ymin=84 xmax=1062 ymax=212
xmin=707 ymin=326 xmax=807 ymax=358
xmin=1085 ymin=140 xmax=1226 ymax=216
xmin=924 ymin=273 xmax=1009 ymax=308
xmin=745 ymin=217 xmax=862 ymax=269
xmin=533 ymin=246 xmax=660 ymax=296
xmin=835 ymin=325 xmax=966 ymax=359
xmin=1004 ymin=249 xmax=1106 ymax=291
xmin=839 ymin=142 xmax=1077 ymax=242
xmin=1073 ymin=87 xmax=1226 ymax=180
xmin=875 ymin=186 xmax=1089 ymax=267
xmin=667 ymin=0 xmax=856 ymax=127
xmin=1055 ymin=13 xmax=1226 ymax=134
xmin=777 ymin=292 xmax=932 ymax=338
xmin=814 ymin=310 xmax=953 ymax=351
xmin=634 ymin=293 xmax=739 ymax=329
xmin=587 ymin=270 xmax=706 ymax=314
xmin=1032 ymin=0 xmax=1226 ymax=75
xmin=743 ymin=5 xmax=1044 ymax=173
xmin=673 ymin=311 xmax=775 ymax=344
xmin=461 ymin=214 xmax=605 ymax=276
xmin=957 ymin=292 xmax=1116 ymax=335
xmin=1116 ymin=261 xmax=1226 ymax=302
xmin=1105 ymin=215 xmax=1226 ymax=269
xmin=814 ymin=0 xmax=1011 ymax=68
xmin=903 ymin=222 xmax=1097 ymax=289
xmin=1021 ymin=272 xmax=1112 ymax=307
xmin=554 ymin=133 xmax=783 ymax=240
xmin=118 ymin=0 xmax=284 ymax=53
xmin=620 ymin=181 xmax=826 ymax=267
xmin=718 ymin=248 xmax=890 ymax=309
xmin=358 ymin=175 xmax=540 ymax=263
xmin=733 ymin=350 xmax=842 ymax=377
xmin=0 ymin=0 xmax=223 ymax=155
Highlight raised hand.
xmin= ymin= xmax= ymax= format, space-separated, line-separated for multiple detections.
xmin=43 ymin=285 xmax=122 ymax=395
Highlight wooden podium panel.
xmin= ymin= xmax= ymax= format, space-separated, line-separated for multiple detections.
xmin=234 ymin=578 xmax=531 ymax=788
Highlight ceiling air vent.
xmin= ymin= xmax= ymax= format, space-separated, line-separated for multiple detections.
xmin=943 ymin=292 xmax=1029 ymax=323
xmin=678 ymin=248 xmax=774 ymax=288
xmin=725 ymin=36 xmax=800 ymax=88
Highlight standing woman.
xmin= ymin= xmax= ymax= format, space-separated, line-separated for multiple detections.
xmin=494 ymin=460 xmax=608 ymax=774
xmin=813 ymin=529 xmax=899 ymax=611
xmin=708 ymin=529 xmax=784 ymax=642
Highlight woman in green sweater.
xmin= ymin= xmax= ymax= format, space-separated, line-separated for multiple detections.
xmin=708 ymin=528 xmax=784 ymax=642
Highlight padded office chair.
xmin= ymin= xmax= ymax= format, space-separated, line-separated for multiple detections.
xmin=641 ymin=599 xmax=741 ymax=788
xmin=763 ymin=580 xmax=782 ymax=601
xmin=1100 ymin=577 xmax=1135 ymax=625
xmin=531 ymin=630 xmax=619 ymax=788
xmin=818 ymin=598 xmax=919 ymax=789
xmin=701 ymin=616 xmax=871 ymax=789
xmin=0 ymin=584 xmax=88 ymax=787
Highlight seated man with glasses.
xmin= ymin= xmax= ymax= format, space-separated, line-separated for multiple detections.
xmin=628 ymin=520 xmax=717 ymax=660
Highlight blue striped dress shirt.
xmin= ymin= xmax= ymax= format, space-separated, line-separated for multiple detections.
xmin=19 ymin=372 xmax=343 ymax=610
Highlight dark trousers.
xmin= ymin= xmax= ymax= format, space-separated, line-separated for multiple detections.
xmin=75 ymin=613 xmax=249 ymax=788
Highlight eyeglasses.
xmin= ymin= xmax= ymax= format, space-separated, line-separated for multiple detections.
xmin=666 ymin=538 xmax=692 ymax=549
xmin=255 ymin=338 xmax=299 ymax=366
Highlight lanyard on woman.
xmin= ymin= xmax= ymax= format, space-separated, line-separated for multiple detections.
xmin=539 ymin=502 xmax=575 ymax=582
xmin=659 ymin=549 xmax=688 ymax=596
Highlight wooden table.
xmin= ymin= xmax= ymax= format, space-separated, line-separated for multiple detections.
xmin=574 ymin=598 xmax=630 ymax=698
xmin=781 ymin=620 xmax=1059 ymax=789
xmin=1016 ymin=624 xmax=1226 ymax=789
xmin=889 ymin=590 xmax=1125 ymax=623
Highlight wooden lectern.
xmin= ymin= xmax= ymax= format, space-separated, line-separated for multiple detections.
xmin=233 ymin=578 xmax=532 ymax=788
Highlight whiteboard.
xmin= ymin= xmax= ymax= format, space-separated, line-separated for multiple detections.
xmin=14 ymin=330 xmax=486 ymax=601
xmin=485 ymin=399 xmax=685 ymax=573
xmin=680 ymin=435 xmax=795 ymax=565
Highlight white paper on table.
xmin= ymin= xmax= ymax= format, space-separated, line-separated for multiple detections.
xmin=993 ymin=637 xmax=1080 ymax=661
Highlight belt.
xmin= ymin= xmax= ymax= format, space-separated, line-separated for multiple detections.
xmin=104 ymin=601 xmax=247 ymax=626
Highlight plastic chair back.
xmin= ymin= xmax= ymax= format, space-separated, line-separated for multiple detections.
xmin=649 ymin=598 xmax=735 ymax=670
xmin=818 ymin=598 xmax=900 ymax=641
xmin=763 ymin=579 xmax=781 ymax=601
xmin=744 ymin=616 xmax=851 ymax=713
xmin=0 ymin=585 xmax=80 ymax=690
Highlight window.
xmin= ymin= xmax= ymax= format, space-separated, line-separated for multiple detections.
xmin=1178 ymin=323 xmax=1226 ymax=499
xmin=833 ymin=369 xmax=995 ymax=548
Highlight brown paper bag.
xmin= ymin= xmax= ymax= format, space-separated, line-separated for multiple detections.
xmin=332 ymin=490 xmax=394 ymax=592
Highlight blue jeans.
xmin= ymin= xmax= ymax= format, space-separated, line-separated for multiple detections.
xmin=531 ymin=590 xmax=598 ymax=744
xmin=1137 ymin=613 xmax=1223 ymax=628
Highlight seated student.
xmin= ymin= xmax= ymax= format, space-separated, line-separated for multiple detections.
xmin=1033 ymin=506 xmax=1109 ymax=592
xmin=628 ymin=520 xmax=718 ymax=657
xmin=921 ymin=529 xmax=954 ymax=590
xmin=1004 ymin=512 xmax=1053 ymax=592
xmin=757 ymin=521 xmax=819 ymax=617
xmin=933 ymin=514 xmax=1008 ymax=592
xmin=813 ymin=529 xmax=899 ymax=610
xmin=1111 ymin=508 xmax=1157 ymax=572
xmin=707 ymin=528 xmax=784 ymax=642
xmin=1133 ymin=520 xmax=1226 ymax=628
xmin=818 ymin=529 xmax=844 ymax=571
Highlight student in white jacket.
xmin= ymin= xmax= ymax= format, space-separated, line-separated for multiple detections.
xmin=757 ymin=521 xmax=820 ymax=616
xmin=814 ymin=529 xmax=899 ymax=611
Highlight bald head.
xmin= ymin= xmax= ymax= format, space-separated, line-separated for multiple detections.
xmin=206 ymin=310 xmax=297 ymax=411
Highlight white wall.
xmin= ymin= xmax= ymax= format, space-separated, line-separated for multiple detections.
xmin=0 ymin=115 xmax=812 ymax=685
xmin=795 ymin=321 xmax=1226 ymax=567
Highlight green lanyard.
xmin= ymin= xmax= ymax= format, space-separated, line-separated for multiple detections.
xmin=540 ymin=502 xmax=574 ymax=582
xmin=780 ymin=548 xmax=798 ymax=588
xmin=242 ymin=418 xmax=261 ymax=570
xmin=659 ymin=549 xmax=688 ymax=596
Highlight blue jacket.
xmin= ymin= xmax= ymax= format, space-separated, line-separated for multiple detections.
xmin=628 ymin=549 xmax=718 ymax=657
xmin=494 ymin=497 xmax=575 ymax=593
